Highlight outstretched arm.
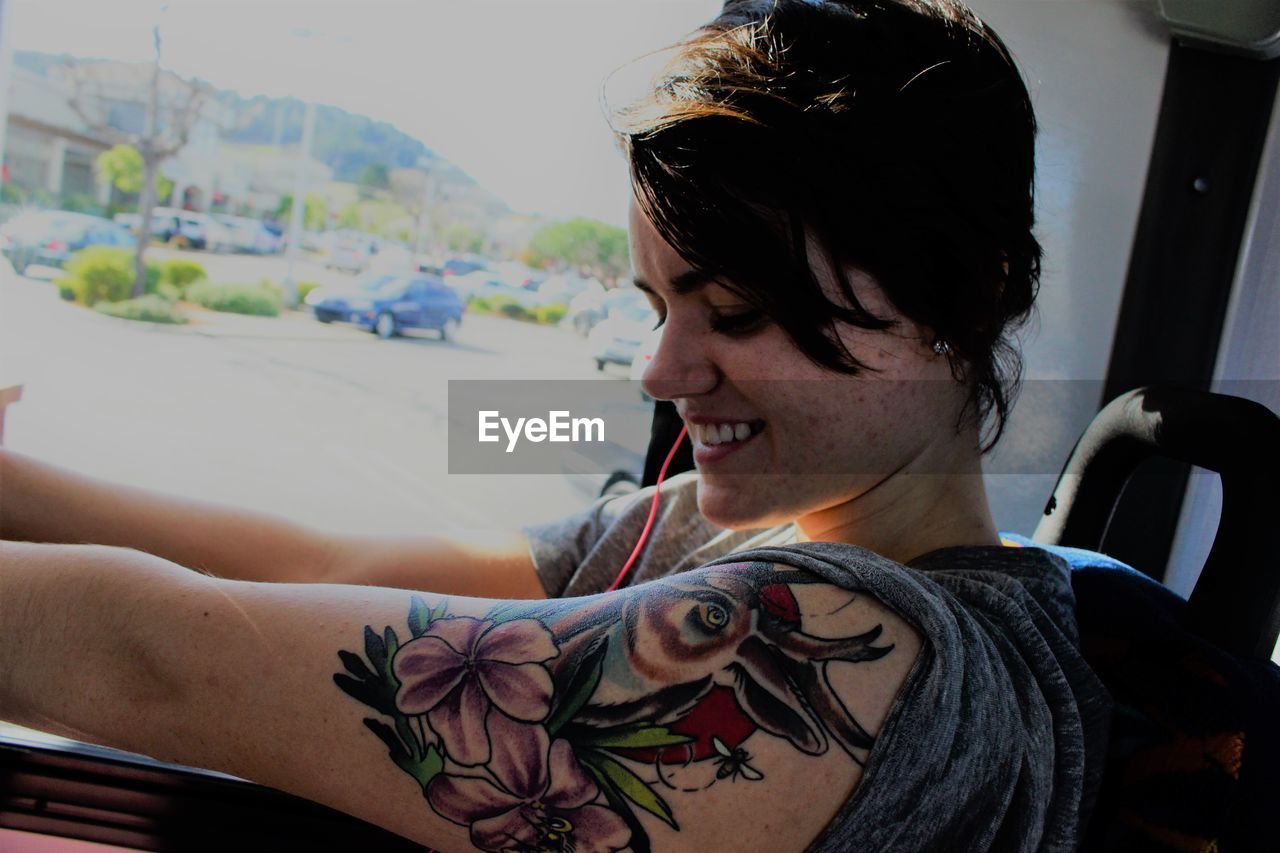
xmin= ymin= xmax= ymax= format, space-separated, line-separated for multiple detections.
xmin=0 ymin=449 xmax=543 ymax=597
xmin=0 ymin=540 xmax=919 ymax=852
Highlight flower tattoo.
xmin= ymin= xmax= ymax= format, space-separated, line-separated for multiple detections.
xmin=428 ymin=717 xmax=629 ymax=853
xmin=394 ymin=616 xmax=558 ymax=766
xmin=334 ymin=562 xmax=894 ymax=852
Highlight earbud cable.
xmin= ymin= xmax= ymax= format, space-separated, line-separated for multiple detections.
xmin=605 ymin=423 xmax=688 ymax=592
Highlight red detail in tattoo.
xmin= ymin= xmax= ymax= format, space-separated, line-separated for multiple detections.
xmin=759 ymin=583 xmax=801 ymax=624
xmin=616 ymin=685 xmax=758 ymax=764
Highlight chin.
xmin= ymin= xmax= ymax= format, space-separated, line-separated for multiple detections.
xmin=695 ymin=476 xmax=796 ymax=530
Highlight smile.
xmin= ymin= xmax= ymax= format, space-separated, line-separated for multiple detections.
xmin=687 ymin=420 xmax=766 ymax=466
xmin=688 ymin=420 xmax=766 ymax=447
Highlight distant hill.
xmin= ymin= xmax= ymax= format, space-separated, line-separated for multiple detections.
xmin=14 ymin=50 xmax=468 ymax=186
xmin=214 ymin=92 xmax=442 ymax=184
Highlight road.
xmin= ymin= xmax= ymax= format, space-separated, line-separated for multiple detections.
xmin=0 ymin=249 xmax=647 ymax=539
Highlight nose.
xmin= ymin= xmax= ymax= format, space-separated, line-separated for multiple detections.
xmin=640 ymin=317 xmax=719 ymax=402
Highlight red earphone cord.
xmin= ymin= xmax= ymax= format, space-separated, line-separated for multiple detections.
xmin=424 ymin=427 xmax=685 ymax=852
xmin=605 ymin=423 xmax=689 ymax=592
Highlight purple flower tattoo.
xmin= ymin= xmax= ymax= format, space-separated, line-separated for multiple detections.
xmin=428 ymin=713 xmax=630 ymax=853
xmin=393 ymin=616 xmax=559 ymax=766
xmin=336 ymin=564 xmax=895 ymax=852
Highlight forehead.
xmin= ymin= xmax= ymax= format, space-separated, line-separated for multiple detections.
xmin=628 ymin=197 xmax=731 ymax=299
xmin=628 ymin=198 xmax=690 ymax=284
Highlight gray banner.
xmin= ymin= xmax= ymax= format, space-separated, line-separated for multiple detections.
xmin=447 ymin=380 xmax=1278 ymax=476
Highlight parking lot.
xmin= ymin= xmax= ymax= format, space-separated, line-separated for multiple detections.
xmin=0 ymin=250 xmax=645 ymax=539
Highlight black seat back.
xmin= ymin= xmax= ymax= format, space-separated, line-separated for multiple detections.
xmin=1034 ymin=385 xmax=1280 ymax=850
xmin=1034 ymin=384 xmax=1280 ymax=660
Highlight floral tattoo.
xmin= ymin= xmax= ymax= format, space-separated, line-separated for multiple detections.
xmin=334 ymin=562 xmax=893 ymax=853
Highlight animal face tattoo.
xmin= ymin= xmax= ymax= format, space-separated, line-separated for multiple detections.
xmin=335 ymin=562 xmax=895 ymax=853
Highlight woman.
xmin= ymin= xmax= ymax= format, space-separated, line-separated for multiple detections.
xmin=0 ymin=2 xmax=1108 ymax=851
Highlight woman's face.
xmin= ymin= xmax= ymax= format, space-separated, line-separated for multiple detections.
xmin=629 ymin=198 xmax=976 ymax=532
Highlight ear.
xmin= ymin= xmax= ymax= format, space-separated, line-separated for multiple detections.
xmin=728 ymin=636 xmax=827 ymax=755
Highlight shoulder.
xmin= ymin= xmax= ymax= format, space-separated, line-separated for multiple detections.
xmin=448 ymin=554 xmax=925 ymax=851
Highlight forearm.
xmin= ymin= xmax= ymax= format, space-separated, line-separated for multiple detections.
xmin=0 ymin=448 xmax=340 ymax=583
xmin=0 ymin=540 xmax=209 ymax=754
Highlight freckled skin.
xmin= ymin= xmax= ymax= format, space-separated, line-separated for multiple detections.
xmin=629 ymin=198 xmax=1000 ymax=561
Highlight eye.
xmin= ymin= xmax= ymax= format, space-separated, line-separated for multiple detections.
xmin=546 ymin=817 xmax=573 ymax=833
xmin=700 ymin=603 xmax=729 ymax=630
xmin=709 ymin=307 xmax=767 ymax=336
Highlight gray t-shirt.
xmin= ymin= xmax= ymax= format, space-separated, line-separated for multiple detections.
xmin=523 ymin=472 xmax=1112 ymax=852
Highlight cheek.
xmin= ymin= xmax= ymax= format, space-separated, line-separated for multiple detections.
xmin=770 ymin=382 xmax=936 ymax=469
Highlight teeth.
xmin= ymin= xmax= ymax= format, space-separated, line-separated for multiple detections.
xmin=692 ymin=421 xmax=759 ymax=447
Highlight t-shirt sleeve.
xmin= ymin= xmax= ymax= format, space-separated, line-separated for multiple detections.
xmin=698 ymin=542 xmax=1110 ymax=852
xmin=520 ymin=486 xmax=647 ymax=597
xmin=519 ymin=471 xmax=738 ymax=598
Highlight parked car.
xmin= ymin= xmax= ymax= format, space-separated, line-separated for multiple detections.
xmin=143 ymin=207 xmax=230 ymax=252
xmin=305 ymin=272 xmax=465 ymax=340
xmin=529 ymin=274 xmax=590 ymax=304
xmin=440 ymin=255 xmax=488 ymax=277
xmin=563 ymin=280 xmax=624 ymax=336
xmin=325 ymin=232 xmax=378 ymax=274
xmin=445 ymin=269 xmax=553 ymax=308
xmin=213 ymin=215 xmax=283 ymax=254
xmin=0 ymin=210 xmax=135 ymax=274
xmin=587 ymin=294 xmax=660 ymax=371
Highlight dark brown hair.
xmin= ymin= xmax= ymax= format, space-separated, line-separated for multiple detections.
xmin=612 ymin=0 xmax=1041 ymax=451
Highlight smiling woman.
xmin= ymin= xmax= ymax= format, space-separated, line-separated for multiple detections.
xmin=0 ymin=1 xmax=1115 ymax=851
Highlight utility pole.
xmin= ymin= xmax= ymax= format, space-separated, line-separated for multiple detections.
xmin=0 ymin=0 xmax=14 ymax=187
xmin=282 ymin=98 xmax=317 ymax=307
xmin=413 ymin=156 xmax=436 ymax=271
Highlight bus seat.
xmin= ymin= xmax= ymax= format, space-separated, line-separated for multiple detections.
xmin=1022 ymin=385 xmax=1280 ymax=850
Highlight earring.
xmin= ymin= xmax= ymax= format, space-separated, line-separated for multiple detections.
xmin=932 ymin=338 xmax=951 ymax=356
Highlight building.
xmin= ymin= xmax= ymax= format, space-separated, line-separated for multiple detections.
xmin=213 ymin=142 xmax=333 ymax=217
xmin=2 ymin=59 xmax=229 ymax=212
xmin=3 ymin=65 xmax=108 ymax=205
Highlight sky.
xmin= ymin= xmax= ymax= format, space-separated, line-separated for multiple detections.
xmin=7 ymin=0 xmax=722 ymax=227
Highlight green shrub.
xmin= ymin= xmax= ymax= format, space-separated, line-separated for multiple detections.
xmin=95 ymin=295 xmax=187 ymax=324
xmin=468 ymin=295 xmax=492 ymax=314
xmin=295 ymin=281 xmax=321 ymax=305
xmin=187 ymin=280 xmax=281 ymax=317
xmin=60 ymin=247 xmax=162 ymax=306
xmin=489 ymin=295 xmax=533 ymax=322
xmin=154 ymin=282 xmax=183 ymax=302
xmin=158 ymin=258 xmax=207 ymax=292
xmin=534 ymin=303 xmax=568 ymax=325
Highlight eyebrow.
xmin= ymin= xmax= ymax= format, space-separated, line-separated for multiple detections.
xmin=633 ymin=269 xmax=718 ymax=296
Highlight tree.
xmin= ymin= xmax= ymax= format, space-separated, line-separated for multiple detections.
xmin=274 ymin=192 xmax=329 ymax=230
xmin=95 ymin=144 xmax=173 ymax=201
xmin=358 ymin=163 xmax=390 ymax=190
xmin=64 ymin=25 xmax=213 ymax=298
xmin=442 ymin=223 xmax=485 ymax=254
xmin=526 ymin=218 xmax=630 ymax=277
xmin=357 ymin=163 xmax=390 ymax=200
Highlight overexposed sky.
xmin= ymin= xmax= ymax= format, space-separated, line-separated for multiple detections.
xmin=8 ymin=0 xmax=721 ymax=226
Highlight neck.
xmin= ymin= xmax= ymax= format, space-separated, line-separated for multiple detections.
xmin=793 ymin=441 xmax=1000 ymax=565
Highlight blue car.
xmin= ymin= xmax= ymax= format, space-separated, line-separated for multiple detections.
xmin=306 ymin=272 xmax=466 ymax=340
xmin=0 ymin=210 xmax=135 ymax=275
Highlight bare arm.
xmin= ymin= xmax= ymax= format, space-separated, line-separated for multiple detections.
xmin=0 ymin=448 xmax=544 ymax=597
xmin=0 ymin=540 xmax=919 ymax=852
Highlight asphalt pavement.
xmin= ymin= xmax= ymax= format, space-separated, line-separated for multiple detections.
xmin=0 ymin=251 xmax=637 ymax=539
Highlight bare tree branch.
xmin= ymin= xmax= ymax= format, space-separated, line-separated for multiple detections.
xmin=59 ymin=21 xmax=217 ymax=299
